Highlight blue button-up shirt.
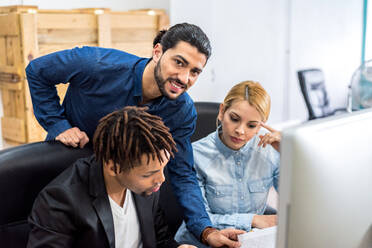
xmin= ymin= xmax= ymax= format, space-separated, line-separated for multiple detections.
xmin=26 ymin=46 xmax=212 ymax=237
xmin=175 ymin=129 xmax=280 ymax=246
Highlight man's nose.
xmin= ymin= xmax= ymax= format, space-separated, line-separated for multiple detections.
xmin=178 ymin=70 xmax=189 ymax=86
xmin=158 ymin=169 xmax=166 ymax=184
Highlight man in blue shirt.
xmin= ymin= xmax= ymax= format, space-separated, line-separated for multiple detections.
xmin=26 ymin=23 xmax=244 ymax=247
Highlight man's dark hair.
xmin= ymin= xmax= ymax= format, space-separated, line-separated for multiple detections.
xmin=93 ymin=106 xmax=177 ymax=173
xmin=153 ymin=23 xmax=212 ymax=61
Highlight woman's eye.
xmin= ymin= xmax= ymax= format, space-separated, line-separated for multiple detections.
xmin=230 ymin=116 xmax=239 ymax=122
xmin=248 ymin=125 xmax=257 ymax=128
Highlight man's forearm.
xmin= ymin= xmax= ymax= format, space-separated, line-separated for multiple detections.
xmin=167 ymin=164 xmax=212 ymax=238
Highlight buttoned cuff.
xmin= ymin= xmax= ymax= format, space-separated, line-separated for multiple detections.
xmin=187 ymin=218 xmax=212 ymax=241
xmin=235 ymin=213 xmax=254 ymax=231
xmin=47 ymin=119 xmax=72 ymax=140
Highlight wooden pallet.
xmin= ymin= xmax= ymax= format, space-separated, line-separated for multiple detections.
xmin=0 ymin=5 xmax=169 ymax=145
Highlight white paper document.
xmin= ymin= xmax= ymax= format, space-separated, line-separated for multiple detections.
xmin=238 ymin=226 xmax=277 ymax=248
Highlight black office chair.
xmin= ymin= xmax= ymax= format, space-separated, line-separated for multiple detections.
xmin=297 ymin=68 xmax=348 ymax=120
xmin=191 ymin=102 xmax=220 ymax=142
xmin=0 ymin=141 xmax=93 ymax=247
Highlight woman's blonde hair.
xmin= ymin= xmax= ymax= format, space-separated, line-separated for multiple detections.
xmin=222 ymin=81 xmax=271 ymax=122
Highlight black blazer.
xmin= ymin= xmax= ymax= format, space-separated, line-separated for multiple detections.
xmin=27 ymin=156 xmax=179 ymax=248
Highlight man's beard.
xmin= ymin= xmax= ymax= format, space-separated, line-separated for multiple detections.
xmin=154 ymin=58 xmax=186 ymax=99
xmin=154 ymin=61 xmax=168 ymax=98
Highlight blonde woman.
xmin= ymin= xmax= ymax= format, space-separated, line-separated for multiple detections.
xmin=175 ymin=81 xmax=281 ymax=247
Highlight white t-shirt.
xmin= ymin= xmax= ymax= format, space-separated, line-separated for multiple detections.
xmin=109 ymin=190 xmax=143 ymax=248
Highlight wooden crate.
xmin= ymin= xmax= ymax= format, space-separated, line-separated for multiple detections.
xmin=0 ymin=5 xmax=169 ymax=145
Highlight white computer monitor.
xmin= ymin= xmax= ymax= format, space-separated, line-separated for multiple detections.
xmin=277 ymin=109 xmax=372 ymax=248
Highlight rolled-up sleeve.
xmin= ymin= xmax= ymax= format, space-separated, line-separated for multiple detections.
xmin=166 ymin=104 xmax=212 ymax=239
xmin=26 ymin=46 xmax=97 ymax=139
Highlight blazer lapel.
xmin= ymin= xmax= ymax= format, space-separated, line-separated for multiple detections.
xmin=92 ymin=196 xmax=115 ymax=248
xmin=133 ymin=193 xmax=156 ymax=248
xmin=89 ymin=158 xmax=115 ymax=248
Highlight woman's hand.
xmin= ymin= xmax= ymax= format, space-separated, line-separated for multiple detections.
xmin=257 ymin=123 xmax=281 ymax=152
xmin=252 ymin=214 xmax=277 ymax=229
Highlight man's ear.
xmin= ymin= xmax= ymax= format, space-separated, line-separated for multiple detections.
xmin=152 ymin=43 xmax=163 ymax=63
xmin=217 ymin=103 xmax=225 ymax=122
xmin=104 ymin=160 xmax=119 ymax=176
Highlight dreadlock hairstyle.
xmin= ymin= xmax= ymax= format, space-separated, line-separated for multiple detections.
xmin=93 ymin=106 xmax=178 ymax=173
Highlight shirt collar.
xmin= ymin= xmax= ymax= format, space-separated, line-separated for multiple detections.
xmin=133 ymin=58 xmax=151 ymax=99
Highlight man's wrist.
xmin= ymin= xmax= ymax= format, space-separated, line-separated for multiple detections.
xmin=201 ymin=227 xmax=219 ymax=245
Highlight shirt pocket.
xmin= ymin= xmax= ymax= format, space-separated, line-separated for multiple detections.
xmin=205 ymin=184 xmax=233 ymax=214
xmin=248 ymin=179 xmax=272 ymax=212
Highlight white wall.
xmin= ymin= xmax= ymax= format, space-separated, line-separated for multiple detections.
xmin=288 ymin=0 xmax=362 ymax=121
xmin=0 ymin=0 xmax=18 ymax=5
xmin=171 ymin=0 xmax=288 ymax=123
xmin=0 ymin=0 xmax=170 ymax=13
xmin=171 ymin=0 xmax=363 ymax=124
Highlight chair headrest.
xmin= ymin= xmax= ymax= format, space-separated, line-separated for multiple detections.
xmin=0 ymin=141 xmax=93 ymax=225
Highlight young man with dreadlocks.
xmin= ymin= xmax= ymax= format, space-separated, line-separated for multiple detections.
xmin=26 ymin=23 xmax=244 ymax=247
xmin=28 ymin=106 xmax=198 ymax=248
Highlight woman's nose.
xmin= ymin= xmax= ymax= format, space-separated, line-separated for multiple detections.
xmin=235 ymin=126 xmax=245 ymax=135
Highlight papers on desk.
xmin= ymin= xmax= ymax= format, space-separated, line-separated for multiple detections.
xmin=238 ymin=226 xmax=277 ymax=248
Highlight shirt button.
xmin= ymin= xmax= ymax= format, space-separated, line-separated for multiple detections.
xmin=237 ymin=161 xmax=241 ymax=165
xmin=241 ymin=196 xmax=244 ymax=200
xmin=239 ymin=179 xmax=242 ymax=182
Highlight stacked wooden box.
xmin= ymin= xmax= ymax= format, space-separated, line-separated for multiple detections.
xmin=0 ymin=5 xmax=169 ymax=145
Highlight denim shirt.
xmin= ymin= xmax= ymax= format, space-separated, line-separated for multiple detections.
xmin=175 ymin=129 xmax=280 ymax=246
xmin=26 ymin=46 xmax=212 ymax=237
